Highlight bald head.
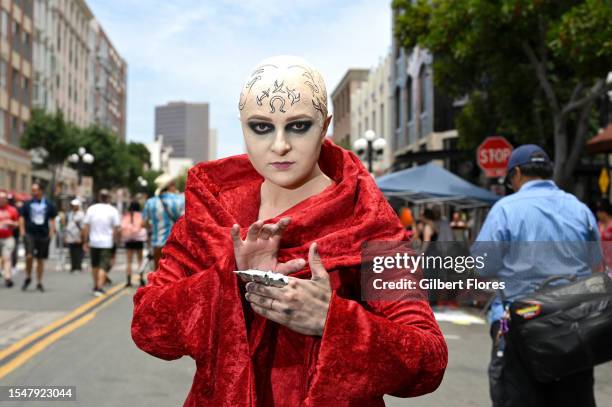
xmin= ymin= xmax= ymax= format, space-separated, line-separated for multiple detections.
xmin=238 ymin=55 xmax=328 ymax=122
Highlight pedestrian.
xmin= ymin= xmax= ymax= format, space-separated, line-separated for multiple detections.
xmin=10 ymin=197 xmax=23 ymax=277
xmin=142 ymin=173 xmax=184 ymax=270
xmin=595 ymin=198 xmax=612 ymax=274
xmin=131 ymin=56 xmax=447 ymax=406
xmin=121 ymin=201 xmax=147 ymax=287
xmin=0 ymin=191 xmax=19 ymax=287
xmin=83 ymin=189 xmax=120 ymax=297
xmin=63 ymin=199 xmax=85 ymax=273
xmin=472 ymin=144 xmax=601 ymax=407
xmin=19 ymin=183 xmax=57 ymax=292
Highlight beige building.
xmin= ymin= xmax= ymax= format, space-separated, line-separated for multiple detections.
xmin=0 ymin=0 xmax=33 ymax=195
xmin=53 ymin=0 xmax=91 ymax=128
xmin=330 ymin=69 xmax=368 ymax=147
xmin=32 ymin=0 xmax=127 ymax=140
xmin=350 ymin=55 xmax=393 ymax=174
xmin=89 ymin=19 xmax=126 ymax=141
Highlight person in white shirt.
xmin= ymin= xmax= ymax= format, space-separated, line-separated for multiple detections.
xmin=83 ymin=189 xmax=120 ymax=296
xmin=63 ymin=199 xmax=85 ymax=272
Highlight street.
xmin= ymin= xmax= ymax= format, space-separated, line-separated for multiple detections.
xmin=1 ymin=249 xmax=611 ymax=407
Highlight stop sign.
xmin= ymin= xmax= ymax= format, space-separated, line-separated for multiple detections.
xmin=477 ymin=136 xmax=513 ymax=177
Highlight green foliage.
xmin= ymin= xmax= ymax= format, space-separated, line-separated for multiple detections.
xmin=22 ymin=109 xmax=79 ymax=168
xmin=22 ymin=108 xmax=151 ymax=194
xmin=393 ymin=0 xmax=612 ymax=186
xmin=141 ymin=169 xmax=163 ymax=197
xmin=76 ymin=126 xmax=150 ymax=193
xmin=175 ymin=170 xmax=188 ymax=192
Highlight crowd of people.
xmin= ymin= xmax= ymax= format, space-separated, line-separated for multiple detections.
xmin=0 ymin=173 xmax=185 ymax=297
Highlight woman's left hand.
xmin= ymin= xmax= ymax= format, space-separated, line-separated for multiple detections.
xmin=245 ymin=242 xmax=331 ymax=336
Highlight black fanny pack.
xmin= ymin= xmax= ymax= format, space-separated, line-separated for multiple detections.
xmin=509 ymin=273 xmax=612 ymax=382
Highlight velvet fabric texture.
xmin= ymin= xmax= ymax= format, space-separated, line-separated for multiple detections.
xmin=131 ymin=139 xmax=448 ymax=406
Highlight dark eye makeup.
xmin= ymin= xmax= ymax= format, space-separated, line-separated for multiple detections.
xmin=248 ymin=122 xmax=274 ymax=135
xmin=248 ymin=120 xmax=314 ymax=136
xmin=286 ymin=120 xmax=313 ymax=134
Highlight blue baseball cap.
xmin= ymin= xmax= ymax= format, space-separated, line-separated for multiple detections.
xmin=507 ymin=144 xmax=551 ymax=171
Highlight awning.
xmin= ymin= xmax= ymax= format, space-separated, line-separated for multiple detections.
xmin=376 ymin=162 xmax=500 ymax=208
xmin=586 ymin=124 xmax=612 ymax=154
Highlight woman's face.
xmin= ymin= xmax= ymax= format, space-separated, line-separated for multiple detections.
xmin=239 ymin=61 xmax=331 ymax=189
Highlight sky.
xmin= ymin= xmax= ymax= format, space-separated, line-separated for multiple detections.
xmin=87 ymin=0 xmax=392 ymax=158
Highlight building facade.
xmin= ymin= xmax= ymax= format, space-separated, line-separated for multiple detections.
xmin=89 ymin=19 xmax=126 ymax=140
xmin=390 ymin=9 xmax=459 ymax=170
xmin=32 ymin=0 xmax=127 ymax=140
xmin=155 ymin=101 xmax=211 ymax=164
xmin=0 ymin=0 xmax=33 ymax=195
xmin=53 ymin=0 xmax=91 ymax=127
xmin=330 ymin=69 xmax=368 ymax=147
xmin=350 ymin=54 xmax=393 ymax=174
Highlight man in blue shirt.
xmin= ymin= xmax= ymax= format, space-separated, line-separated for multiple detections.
xmin=142 ymin=173 xmax=185 ymax=270
xmin=472 ymin=144 xmax=600 ymax=407
xmin=19 ymin=183 xmax=57 ymax=292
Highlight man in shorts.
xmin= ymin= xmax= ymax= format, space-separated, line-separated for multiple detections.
xmin=83 ymin=189 xmax=120 ymax=296
xmin=0 ymin=191 xmax=19 ymax=287
xmin=19 ymin=183 xmax=57 ymax=292
xmin=142 ymin=173 xmax=184 ymax=270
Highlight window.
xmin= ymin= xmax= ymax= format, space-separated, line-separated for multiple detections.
xmin=10 ymin=116 xmax=18 ymax=146
xmin=380 ymin=103 xmax=384 ymax=137
xmin=394 ymin=87 xmax=401 ymax=129
xmin=0 ymin=11 xmax=7 ymax=39
xmin=11 ymin=68 xmax=19 ymax=100
xmin=406 ymin=77 xmax=413 ymax=121
xmin=0 ymin=111 xmax=4 ymax=142
xmin=8 ymin=170 xmax=15 ymax=190
xmin=21 ymin=173 xmax=27 ymax=191
xmin=12 ymin=21 xmax=20 ymax=53
xmin=22 ymin=76 xmax=29 ymax=105
xmin=372 ymin=111 xmax=376 ymax=134
xmin=0 ymin=59 xmax=6 ymax=89
xmin=419 ymin=66 xmax=427 ymax=115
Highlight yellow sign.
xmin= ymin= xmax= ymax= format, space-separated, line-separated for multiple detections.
xmin=599 ymin=167 xmax=610 ymax=195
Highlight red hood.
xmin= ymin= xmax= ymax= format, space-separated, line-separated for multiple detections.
xmin=183 ymin=138 xmax=408 ymax=275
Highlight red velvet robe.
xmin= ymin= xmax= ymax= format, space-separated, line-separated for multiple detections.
xmin=131 ymin=139 xmax=447 ymax=406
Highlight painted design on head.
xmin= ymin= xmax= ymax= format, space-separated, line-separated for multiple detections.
xmin=312 ymin=98 xmax=324 ymax=116
xmin=239 ymin=57 xmax=327 ymax=117
xmin=269 ymin=95 xmax=286 ymax=113
xmin=239 ymin=64 xmax=277 ymax=111
xmin=286 ymin=86 xmax=300 ymax=106
xmin=272 ymin=80 xmax=286 ymax=94
xmin=256 ymin=88 xmax=270 ymax=106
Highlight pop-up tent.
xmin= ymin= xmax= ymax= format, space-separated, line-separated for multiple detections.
xmin=376 ymin=162 xmax=500 ymax=209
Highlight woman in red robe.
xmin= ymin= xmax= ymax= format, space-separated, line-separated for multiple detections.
xmin=131 ymin=56 xmax=447 ymax=406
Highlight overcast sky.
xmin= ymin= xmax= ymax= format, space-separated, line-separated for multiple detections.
xmin=87 ymin=0 xmax=392 ymax=158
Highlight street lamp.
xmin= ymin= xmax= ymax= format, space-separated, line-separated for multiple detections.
xmin=137 ymin=176 xmax=148 ymax=189
xmin=68 ymin=147 xmax=95 ymax=185
xmin=353 ymin=129 xmax=386 ymax=173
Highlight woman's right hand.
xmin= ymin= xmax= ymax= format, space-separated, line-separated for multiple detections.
xmin=230 ymin=217 xmax=305 ymax=275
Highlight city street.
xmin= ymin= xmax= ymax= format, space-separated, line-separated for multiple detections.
xmin=1 ymin=250 xmax=611 ymax=407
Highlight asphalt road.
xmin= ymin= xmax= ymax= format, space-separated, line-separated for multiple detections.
xmin=1 ymin=250 xmax=611 ymax=406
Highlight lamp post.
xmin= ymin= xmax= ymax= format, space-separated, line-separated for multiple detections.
xmin=353 ymin=129 xmax=387 ymax=173
xmin=137 ymin=176 xmax=148 ymax=191
xmin=68 ymin=147 xmax=95 ymax=185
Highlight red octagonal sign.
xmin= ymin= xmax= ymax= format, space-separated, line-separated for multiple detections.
xmin=477 ymin=136 xmax=513 ymax=178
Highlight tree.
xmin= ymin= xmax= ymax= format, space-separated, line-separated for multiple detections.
xmin=21 ymin=109 xmax=80 ymax=195
xmin=393 ymin=0 xmax=612 ymax=187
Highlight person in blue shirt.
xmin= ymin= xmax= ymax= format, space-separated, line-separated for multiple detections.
xmin=142 ymin=173 xmax=185 ymax=270
xmin=472 ymin=144 xmax=600 ymax=407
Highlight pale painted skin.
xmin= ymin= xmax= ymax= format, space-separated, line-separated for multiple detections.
xmin=230 ymin=56 xmax=332 ymax=336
